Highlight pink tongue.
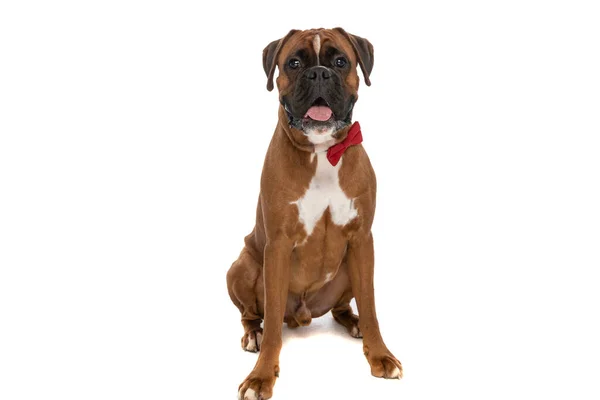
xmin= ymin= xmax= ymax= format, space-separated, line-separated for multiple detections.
xmin=305 ymin=106 xmax=333 ymax=121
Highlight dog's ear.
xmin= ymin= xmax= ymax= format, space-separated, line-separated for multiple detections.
xmin=333 ymin=28 xmax=374 ymax=86
xmin=263 ymin=29 xmax=299 ymax=92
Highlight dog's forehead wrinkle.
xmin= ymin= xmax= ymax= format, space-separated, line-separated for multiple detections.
xmin=294 ymin=48 xmax=309 ymax=60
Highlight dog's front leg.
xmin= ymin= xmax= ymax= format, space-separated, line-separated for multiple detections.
xmin=347 ymin=232 xmax=403 ymax=379
xmin=238 ymin=237 xmax=293 ymax=400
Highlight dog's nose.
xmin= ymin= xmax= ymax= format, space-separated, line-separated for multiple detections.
xmin=305 ymin=69 xmax=318 ymax=80
xmin=304 ymin=66 xmax=331 ymax=81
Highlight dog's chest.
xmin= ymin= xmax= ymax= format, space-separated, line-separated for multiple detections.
xmin=292 ymin=152 xmax=358 ymax=237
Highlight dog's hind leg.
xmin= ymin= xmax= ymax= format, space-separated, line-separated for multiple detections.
xmin=226 ymin=248 xmax=264 ymax=352
xmin=331 ymin=290 xmax=362 ymax=338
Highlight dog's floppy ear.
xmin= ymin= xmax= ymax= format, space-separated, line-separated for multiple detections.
xmin=263 ymin=29 xmax=299 ymax=92
xmin=333 ymin=27 xmax=374 ymax=86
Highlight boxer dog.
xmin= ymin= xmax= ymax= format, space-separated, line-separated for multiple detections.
xmin=227 ymin=28 xmax=402 ymax=400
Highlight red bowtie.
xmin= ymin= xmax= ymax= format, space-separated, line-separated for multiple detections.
xmin=326 ymin=121 xmax=363 ymax=166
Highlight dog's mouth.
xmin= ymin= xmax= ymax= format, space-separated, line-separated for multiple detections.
xmin=282 ymin=95 xmax=354 ymax=134
xmin=303 ymin=97 xmax=334 ymax=123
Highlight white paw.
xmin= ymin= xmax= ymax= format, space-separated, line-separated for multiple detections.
xmin=244 ymin=331 xmax=262 ymax=352
xmin=245 ymin=336 xmax=256 ymax=352
xmin=389 ymin=366 xmax=402 ymax=379
xmin=350 ymin=325 xmax=363 ymax=338
xmin=243 ymin=388 xmax=258 ymax=400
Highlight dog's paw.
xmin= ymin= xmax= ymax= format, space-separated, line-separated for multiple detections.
xmin=238 ymin=387 xmax=260 ymax=400
xmin=332 ymin=309 xmax=362 ymax=338
xmin=241 ymin=329 xmax=263 ymax=353
xmin=238 ymin=368 xmax=278 ymax=400
xmin=366 ymin=350 xmax=403 ymax=379
xmin=349 ymin=323 xmax=363 ymax=338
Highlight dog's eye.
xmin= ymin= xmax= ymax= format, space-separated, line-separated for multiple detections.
xmin=288 ymin=59 xmax=301 ymax=69
xmin=335 ymin=57 xmax=348 ymax=68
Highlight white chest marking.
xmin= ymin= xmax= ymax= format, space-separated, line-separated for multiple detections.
xmin=292 ymin=152 xmax=358 ymax=237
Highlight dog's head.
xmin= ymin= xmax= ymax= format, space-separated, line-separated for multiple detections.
xmin=263 ymin=28 xmax=374 ymax=145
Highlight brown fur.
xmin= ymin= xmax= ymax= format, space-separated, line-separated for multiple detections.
xmin=227 ymin=28 xmax=402 ymax=400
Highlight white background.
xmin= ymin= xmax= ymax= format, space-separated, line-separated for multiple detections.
xmin=1 ymin=1 xmax=599 ymax=399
